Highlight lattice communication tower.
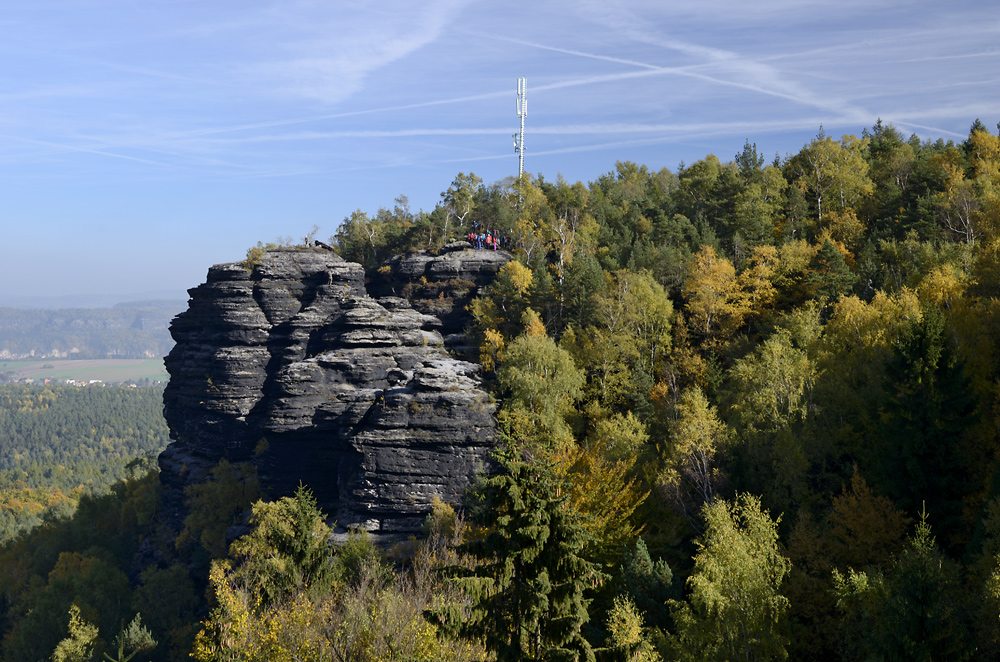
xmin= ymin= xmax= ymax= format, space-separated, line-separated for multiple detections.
xmin=514 ymin=77 xmax=526 ymax=177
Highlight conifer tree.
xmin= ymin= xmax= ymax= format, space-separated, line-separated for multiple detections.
xmin=439 ymin=443 xmax=604 ymax=661
xmin=833 ymin=512 xmax=969 ymax=661
xmin=620 ymin=538 xmax=674 ymax=630
xmin=227 ymin=483 xmax=334 ymax=606
xmin=806 ymin=239 xmax=856 ymax=303
xmin=874 ymin=306 xmax=978 ymax=541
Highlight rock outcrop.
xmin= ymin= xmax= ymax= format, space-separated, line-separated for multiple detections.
xmin=160 ymin=247 xmax=507 ymax=537
xmin=370 ymin=241 xmax=513 ymax=351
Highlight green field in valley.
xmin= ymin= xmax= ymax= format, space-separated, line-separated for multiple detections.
xmin=0 ymin=358 xmax=168 ymax=383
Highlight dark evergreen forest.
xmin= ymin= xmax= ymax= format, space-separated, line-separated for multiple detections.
xmin=4 ymin=120 xmax=1000 ymax=661
xmin=0 ymin=384 xmax=169 ymax=542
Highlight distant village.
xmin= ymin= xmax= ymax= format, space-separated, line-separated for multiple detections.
xmin=0 ymin=373 xmax=166 ymax=388
xmin=0 ymin=348 xmax=163 ymax=360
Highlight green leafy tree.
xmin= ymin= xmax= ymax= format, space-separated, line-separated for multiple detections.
xmin=544 ymin=176 xmax=598 ymax=320
xmin=658 ymin=387 xmax=729 ymax=519
xmin=178 ymin=460 xmax=261 ymax=558
xmin=441 ymin=172 xmax=483 ymax=240
xmin=551 ymin=444 xmax=649 ymax=568
xmin=511 ymin=174 xmax=554 ymax=264
xmin=469 ymin=260 xmax=535 ymax=368
xmin=333 ymin=209 xmax=381 ymax=268
xmin=586 ymin=411 xmax=649 ymax=463
xmin=52 ymin=604 xmax=99 ymax=662
xmin=605 ymin=595 xmax=662 ymax=662
xmin=668 ymin=494 xmax=791 ymax=662
xmin=497 ymin=330 xmax=585 ymax=447
xmin=331 ymin=529 xmax=389 ymax=589
xmin=676 ymin=156 xmax=723 ymax=227
xmin=683 ymin=245 xmax=745 ymax=342
xmin=789 ymin=129 xmax=873 ymax=225
xmin=583 ymin=270 xmax=673 ymax=411
xmin=729 ymin=328 xmax=816 ymax=434
xmin=932 ymin=149 xmax=980 ymax=245
xmin=727 ymin=327 xmax=817 ymax=516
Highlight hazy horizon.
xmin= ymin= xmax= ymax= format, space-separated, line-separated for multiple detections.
xmin=0 ymin=291 xmax=188 ymax=310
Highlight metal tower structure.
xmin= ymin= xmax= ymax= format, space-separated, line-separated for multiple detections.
xmin=514 ymin=77 xmax=526 ymax=178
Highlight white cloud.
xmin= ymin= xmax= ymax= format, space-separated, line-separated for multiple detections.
xmin=250 ymin=0 xmax=473 ymax=104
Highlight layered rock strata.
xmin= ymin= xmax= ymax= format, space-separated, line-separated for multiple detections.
xmin=160 ymin=247 xmax=501 ymax=535
xmin=370 ymin=241 xmax=513 ymax=351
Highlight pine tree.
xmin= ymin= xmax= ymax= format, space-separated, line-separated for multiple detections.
xmin=438 ymin=444 xmax=605 ymax=661
xmin=833 ymin=512 xmax=969 ymax=662
xmin=806 ymin=239 xmax=856 ymax=303
xmin=620 ymin=538 xmax=674 ymax=630
xmin=227 ymin=483 xmax=334 ymax=606
xmin=874 ymin=307 xmax=978 ymax=542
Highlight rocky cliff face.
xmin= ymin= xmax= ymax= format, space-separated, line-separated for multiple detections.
xmin=160 ymin=245 xmax=509 ymax=536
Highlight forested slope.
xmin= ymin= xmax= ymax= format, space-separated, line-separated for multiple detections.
xmin=4 ymin=120 xmax=1000 ymax=661
xmin=330 ymin=119 xmax=1000 ymax=660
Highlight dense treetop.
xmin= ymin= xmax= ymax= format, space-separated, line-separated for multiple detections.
xmin=0 ymin=384 xmax=169 ymax=542
xmin=323 ymin=119 xmax=1000 ymax=659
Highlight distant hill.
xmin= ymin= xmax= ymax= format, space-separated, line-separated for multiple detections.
xmin=0 ymin=290 xmax=188 ymax=309
xmin=0 ymin=300 xmax=185 ymax=359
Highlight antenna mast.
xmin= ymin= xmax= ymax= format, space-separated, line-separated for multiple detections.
xmin=515 ymin=77 xmax=526 ymax=178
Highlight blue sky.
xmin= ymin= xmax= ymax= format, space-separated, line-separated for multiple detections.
xmin=1 ymin=0 xmax=997 ymax=304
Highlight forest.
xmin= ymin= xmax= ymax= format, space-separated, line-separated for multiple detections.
xmin=3 ymin=119 xmax=1000 ymax=661
xmin=0 ymin=384 xmax=170 ymax=542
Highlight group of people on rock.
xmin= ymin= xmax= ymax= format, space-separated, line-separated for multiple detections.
xmin=466 ymin=229 xmax=509 ymax=250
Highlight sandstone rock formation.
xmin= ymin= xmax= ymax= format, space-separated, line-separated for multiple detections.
xmin=160 ymin=247 xmax=508 ymax=536
xmin=370 ymin=241 xmax=512 ymax=351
